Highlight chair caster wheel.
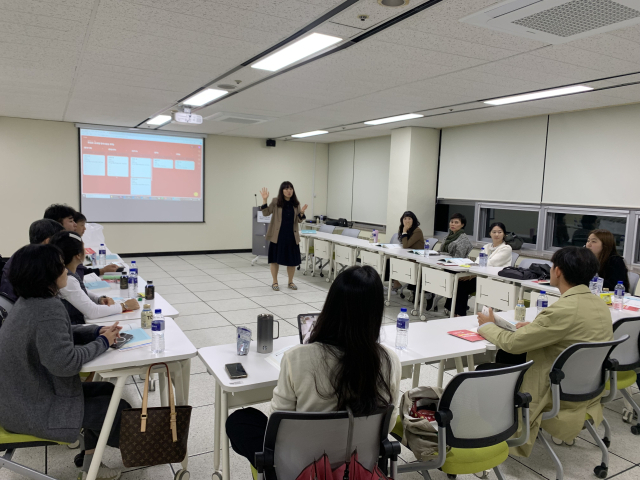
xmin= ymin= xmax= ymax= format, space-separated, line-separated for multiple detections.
xmin=594 ymin=464 xmax=608 ymax=478
xmin=447 ymin=475 xmax=457 ymax=479
xmin=603 ymin=437 xmax=610 ymax=448
xmin=411 ymin=309 xmax=418 ymax=316
xmin=622 ymin=408 xmax=633 ymax=424
xmin=385 ymin=301 xmax=391 ymax=307
xmin=399 ymin=293 xmax=405 ymax=299
xmin=311 ymin=273 xmax=315 ymax=277
xmin=474 ymin=471 xmax=490 ymax=479
xmin=326 ymin=277 xmax=330 ymax=283
xmin=297 ymin=266 xmax=300 ymax=270
xmin=175 ymin=469 xmax=190 ymax=480
xmin=631 ymin=424 xmax=640 ymax=435
xmin=212 ymin=473 xmax=223 ymax=480
xmin=303 ymin=272 xmax=307 ymax=276
xmin=320 ymin=273 xmax=324 ymax=277
xmin=74 ymin=451 xmax=85 ymax=468
xmin=420 ymin=315 xmax=427 ymax=321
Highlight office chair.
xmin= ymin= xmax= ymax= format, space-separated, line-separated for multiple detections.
xmin=628 ymin=272 xmax=639 ymax=296
xmin=397 ymin=361 xmax=534 ymax=480
xmin=511 ymin=251 xmax=520 ymax=267
xmin=538 ymin=336 xmax=628 ymax=479
xmin=311 ymin=225 xmax=337 ymax=277
xmin=254 ymin=405 xmax=400 ymax=480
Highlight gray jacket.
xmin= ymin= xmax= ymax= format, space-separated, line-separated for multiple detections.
xmin=0 ymin=297 xmax=108 ymax=442
xmin=442 ymin=233 xmax=473 ymax=259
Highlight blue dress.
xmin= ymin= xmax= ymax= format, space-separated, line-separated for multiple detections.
xmin=267 ymin=200 xmax=301 ymax=267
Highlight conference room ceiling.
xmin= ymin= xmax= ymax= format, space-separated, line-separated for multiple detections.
xmin=3 ymin=0 xmax=640 ymax=142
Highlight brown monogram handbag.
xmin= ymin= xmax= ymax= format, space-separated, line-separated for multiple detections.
xmin=120 ymin=363 xmax=192 ymax=467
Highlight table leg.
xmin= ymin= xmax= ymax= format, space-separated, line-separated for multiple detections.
xmin=412 ymin=363 xmax=421 ymax=389
xmin=312 ymin=247 xmax=316 ymax=277
xmin=437 ymin=360 xmax=445 ymax=388
xmin=86 ymin=375 xmax=127 ymax=480
xmin=454 ymin=357 xmax=464 ymax=373
xmin=327 ymin=243 xmax=334 ymax=283
xmin=412 ymin=268 xmax=421 ymax=316
xmin=474 ymin=281 xmax=481 ymax=315
xmin=450 ymin=274 xmax=460 ymax=319
xmin=213 ymin=381 xmax=222 ymax=474
xmin=381 ymin=253 xmax=387 ymax=284
xmin=385 ymin=257 xmax=392 ymax=306
xmin=158 ymin=372 xmax=168 ymax=407
xmin=466 ymin=355 xmax=476 ymax=372
xmin=181 ymin=359 xmax=191 ymax=405
xmin=221 ymin=390 xmax=230 ymax=480
xmin=419 ymin=287 xmax=426 ymax=321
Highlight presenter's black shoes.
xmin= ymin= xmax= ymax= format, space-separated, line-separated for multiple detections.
xmin=272 ymin=283 xmax=279 ymax=291
xmin=288 ymin=283 xmax=298 ymax=290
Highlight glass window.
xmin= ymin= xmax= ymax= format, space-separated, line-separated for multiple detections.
xmin=483 ymin=208 xmax=539 ymax=244
xmin=551 ymin=213 xmax=626 ymax=255
xmin=434 ymin=203 xmax=475 ymax=234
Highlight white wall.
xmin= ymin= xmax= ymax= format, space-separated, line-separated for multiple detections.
xmin=326 ymin=140 xmax=354 ymax=220
xmin=0 ymin=116 xmax=328 ymax=256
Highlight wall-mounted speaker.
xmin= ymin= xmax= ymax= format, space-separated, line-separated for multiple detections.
xmin=266 ymin=139 xmax=276 ymax=147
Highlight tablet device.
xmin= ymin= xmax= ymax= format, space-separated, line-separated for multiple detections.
xmin=297 ymin=313 xmax=320 ymax=344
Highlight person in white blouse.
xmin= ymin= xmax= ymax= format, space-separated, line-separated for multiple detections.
xmin=225 ymin=265 xmax=402 ymax=470
xmin=49 ymin=231 xmax=139 ymax=325
xmin=450 ymin=222 xmax=513 ymax=317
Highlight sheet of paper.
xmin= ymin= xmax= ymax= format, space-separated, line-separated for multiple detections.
xmin=265 ymin=345 xmax=296 ymax=370
xmin=85 ymin=280 xmax=111 ymax=291
xmin=257 ymin=211 xmax=272 ymax=223
xmin=117 ymin=328 xmax=151 ymax=351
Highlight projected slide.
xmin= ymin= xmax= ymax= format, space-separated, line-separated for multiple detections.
xmin=80 ymin=129 xmax=204 ymax=222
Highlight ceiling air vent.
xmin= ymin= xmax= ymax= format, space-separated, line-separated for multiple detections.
xmin=204 ymin=112 xmax=274 ymax=125
xmin=460 ymin=0 xmax=640 ymax=44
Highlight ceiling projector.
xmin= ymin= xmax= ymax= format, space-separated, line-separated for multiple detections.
xmin=172 ymin=111 xmax=203 ymax=125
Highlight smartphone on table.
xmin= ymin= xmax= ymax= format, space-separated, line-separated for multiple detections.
xmin=225 ymin=363 xmax=248 ymax=379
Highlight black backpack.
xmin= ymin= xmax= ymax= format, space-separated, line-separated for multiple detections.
xmin=504 ymin=233 xmax=524 ymax=250
xmin=498 ymin=267 xmax=538 ymax=280
xmin=528 ymin=263 xmax=551 ymax=280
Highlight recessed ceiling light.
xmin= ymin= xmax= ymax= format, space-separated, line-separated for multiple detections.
xmin=146 ymin=115 xmax=171 ymax=126
xmin=378 ymin=0 xmax=409 ymax=6
xmin=484 ymin=85 xmax=594 ymax=105
xmin=183 ymin=88 xmax=229 ymax=107
xmin=291 ymin=130 xmax=329 ymax=138
xmin=252 ymin=33 xmax=342 ymax=72
xmin=364 ymin=113 xmax=424 ymax=125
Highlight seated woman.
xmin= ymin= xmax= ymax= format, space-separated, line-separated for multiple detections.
xmin=440 ymin=213 xmax=473 ymax=315
xmin=0 ymin=244 xmax=129 ymax=480
xmin=50 ymin=231 xmax=139 ymax=325
xmin=225 ymin=265 xmax=402 ymax=468
xmin=449 ymin=222 xmax=513 ymax=317
xmin=586 ymin=229 xmax=630 ymax=292
xmin=387 ymin=211 xmax=424 ymax=295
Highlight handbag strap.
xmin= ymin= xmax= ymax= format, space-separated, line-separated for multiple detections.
xmin=140 ymin=362 xmax=178 ymax=442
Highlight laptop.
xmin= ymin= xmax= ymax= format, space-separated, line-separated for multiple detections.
xmin=296 ymin=312 xmax=320 ymax=344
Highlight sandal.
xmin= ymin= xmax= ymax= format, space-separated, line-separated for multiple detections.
xmin=288 ymin=283 xmax=298 ymax=290
xmin=272 ymin=283 xmax=279 ymax=291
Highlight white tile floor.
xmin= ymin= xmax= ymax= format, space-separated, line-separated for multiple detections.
xmin=3 ymin=252 xmax=640 ymax=480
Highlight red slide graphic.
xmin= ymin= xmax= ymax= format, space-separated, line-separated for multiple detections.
xmin=81 ymin=134 xmax=203 ymax=199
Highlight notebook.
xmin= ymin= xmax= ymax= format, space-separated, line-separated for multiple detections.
xmin=116 ymin=328 xmax=151 ymax=351
xmin=493 ymin=308 xmax=538 ymax=331
xmin=448 ymin=330 xmax=485 ymax=342
xmin=300 ymin=230 xmax=317 ymax=234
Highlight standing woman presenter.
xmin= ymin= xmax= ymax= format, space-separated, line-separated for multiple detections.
xmin=260 ymin=181 xmax=308 ymax=291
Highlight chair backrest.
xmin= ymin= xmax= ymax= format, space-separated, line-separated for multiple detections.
xmin=518 ymin=258 xmax=552 ymax=270
xmin=511 ymin=251 xmax=520 ymax=267
xmin=0 ymin=293 xmax=14 ymax=326
xmin=389 ymin=233 xmax=401 ymax=245
xmin=438 ymin=362 xmax=533 ymax=448
xmin=264 ymin=406 xmax=393 ymax=480
xmin=341 ymin=228 xmax=360 ymax=238
xmin=551 ymin=337 xmax=628 ymax=402
xmin=611 ymin=316 xmax=640 ymax=370
xmin=629 ymin=272 xmax=640 ymax=296
xmin=318 ymin=225 xmax=336 ymax=234
xmin=426 ymin=237 xmax=438 ymax=249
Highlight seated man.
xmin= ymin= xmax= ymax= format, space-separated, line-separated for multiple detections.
xmin=0 ymin=219 xmax=64 ymax=302
xmin=72 ymin=212 xmax=117 ymax=279
xmin=43 ymin=203 xmax=77 ymax=231
xmin=477 ymin=246 xmax=613 ymax=457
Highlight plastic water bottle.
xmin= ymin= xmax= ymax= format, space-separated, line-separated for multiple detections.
xmin=98 ymin=244 xmax=106 ymax=267
xmin=515 ymin=298 xmax=526 ymax=322
xmin=151 ymin=309 xmax=165 ymax=354
xmin=129 ymin=261 xmax=138 ymax=296
xmin=614 ymin=281 xmax=625 ymax=311
xmin=537 ymin=291 xmax=549 ymax=313
xmin=589 ymin=276 xmax=599 ymax=295
xmin=395 ymin=308 xmax=410 ymax=350
xmin=479 ymin=247 xmax=487 ymax=267
xmin=128 ymin=275 xmax=136 ymax=298
xmin=424 ymin=239 xmax=430 ymax=256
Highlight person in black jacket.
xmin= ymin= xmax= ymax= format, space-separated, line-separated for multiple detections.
xmin=586 ymin=229 xmax=630 ymax=292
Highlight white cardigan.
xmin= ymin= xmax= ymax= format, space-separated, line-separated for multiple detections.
xmin=58 ymin=275 xmax=123 ymax=320
xmin=269 ymin=343 xmax=402 ymax=431
xmin=482 ymin=242 xmax=513 ymax=268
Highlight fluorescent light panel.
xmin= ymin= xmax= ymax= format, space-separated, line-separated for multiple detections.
xmin=183 ymin=88 xmax=228 ymax=106
xmin=147 ymin=115 xmax=171 ymax=125
xmin=364 ymin=113 xmax=424 ymax=125
xmin=252 ymin=33 xmax=341 ymax=72
xmin=484 ymin=85 xmax=593 ymax=105
xmin=292 ymin=130 xmax=328 ymax=138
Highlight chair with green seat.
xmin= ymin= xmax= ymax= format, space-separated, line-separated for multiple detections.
xmin=0 ymin=424 xmax=68 ymax=479
xmin=397 ymin=361 xmax=534 ymax=480
xmin=606 ymin=316 xmax=640 ymax=435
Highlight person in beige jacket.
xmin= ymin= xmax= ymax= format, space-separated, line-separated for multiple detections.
xmin=259 ymin=181 xmax=307 ymax=291
xmin=476 ymin=247 xmax=613 ymax=457
xmin=225 ymin=266 xmax=402 ymax=469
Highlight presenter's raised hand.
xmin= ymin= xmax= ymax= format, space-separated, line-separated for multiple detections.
xmin=260 ymin=188 xmax=269 ymax=203
xmin=300 ymin=204 xmax=308 ymax=214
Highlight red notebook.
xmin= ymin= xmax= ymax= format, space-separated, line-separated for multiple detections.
xmin=448 ymin=330 xmax=485 ymax=342
xmin=623 ymin=305 xmax=640 ymax=312
xmin=85 ymin=247 xmax=96 ymax=254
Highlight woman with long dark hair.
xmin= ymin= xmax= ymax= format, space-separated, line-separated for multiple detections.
xmin=260 ymin=181 xmax=308 ymax=290
xmin=387 ymin=211 xmax=424 ymax=296
xmin=225 ymin=265 xmax=401 ymax=468
xmin=585 ymin=229 xmax=630 ymax=291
